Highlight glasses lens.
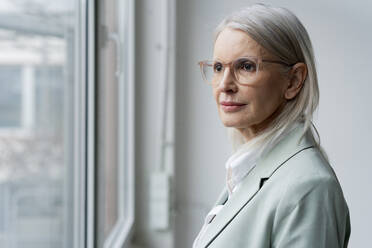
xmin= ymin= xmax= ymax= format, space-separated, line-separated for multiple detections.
xmin=234 ymin=58 xmax=258 ymax=84
xmin=201 ymin=61 xmax=218 ymax=85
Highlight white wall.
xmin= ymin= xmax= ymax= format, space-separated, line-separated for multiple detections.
xmin=133 ymin=0 xmax=174 ymax=247
xmin=174 ymin=0 xmax=372 ymax=247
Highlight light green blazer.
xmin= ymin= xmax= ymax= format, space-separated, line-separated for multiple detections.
xmin=195 ymin=126 xmax=351 ymax=248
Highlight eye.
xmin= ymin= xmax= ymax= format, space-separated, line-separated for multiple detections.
xmin=237 ymin=59 xmax=256 ymax=72
xmin=213 ymin=62 xmax=224 ymax=73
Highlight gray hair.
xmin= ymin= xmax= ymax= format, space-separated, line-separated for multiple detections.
xmin=215 ymin=3 xmax=322 ymax=157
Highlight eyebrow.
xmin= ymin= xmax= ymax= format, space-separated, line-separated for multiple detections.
xmin=212 ymin=55 xmax=258 ymax=62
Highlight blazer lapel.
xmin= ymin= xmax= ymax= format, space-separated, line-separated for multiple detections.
xmin=198 ymin=125 xmax=316 ymax=248
xmin=213 ymin=186 xmax=229 ymax=206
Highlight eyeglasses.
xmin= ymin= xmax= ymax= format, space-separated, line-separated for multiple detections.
xmin=198 ymin=56 xmax=294 ymax=86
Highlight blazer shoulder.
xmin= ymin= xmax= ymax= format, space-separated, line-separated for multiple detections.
xmin=273 ymin=146 xmax=349 ymax=215
xmin=281 ymin=145 xmax=340 ymax=184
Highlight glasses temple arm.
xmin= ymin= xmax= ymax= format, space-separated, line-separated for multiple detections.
xmin=262 ymin=59 xmax=297 ymax=67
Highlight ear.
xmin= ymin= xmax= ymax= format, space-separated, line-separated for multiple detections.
xmin=284 ymin=63 xmax=307 ymax=100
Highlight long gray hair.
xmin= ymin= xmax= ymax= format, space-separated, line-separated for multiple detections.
xmin=215 ymin=3 xmax=322 ymax=157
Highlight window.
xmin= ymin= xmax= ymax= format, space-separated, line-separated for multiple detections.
xmin=0 ymin=0 xmax=135 ymax=247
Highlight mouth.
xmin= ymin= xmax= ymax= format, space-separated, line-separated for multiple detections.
xmin=220 ymin=101 xmax=247 ymax=112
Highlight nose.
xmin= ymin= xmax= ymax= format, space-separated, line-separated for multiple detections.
xmin=217 ymin=67 xmax=237 ymax=92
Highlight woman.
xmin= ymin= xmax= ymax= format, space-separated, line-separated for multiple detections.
xmin=193 ymin=4 xmax=351 ymax=248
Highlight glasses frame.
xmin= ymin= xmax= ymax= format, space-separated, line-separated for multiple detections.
xmin=198 ymin=56 xmax=295 ymax=86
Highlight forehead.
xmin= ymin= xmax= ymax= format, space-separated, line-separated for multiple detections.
xmin=213 ymin=28 xmax=265 ymax=61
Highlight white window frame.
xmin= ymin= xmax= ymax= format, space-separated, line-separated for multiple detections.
xmin=102 ymin=0 xmax=136 ymax=247
xmin=85 ymin=0 xmax=96 ymax=246
xmin=74 ymin=0 xmax=88 ymax=247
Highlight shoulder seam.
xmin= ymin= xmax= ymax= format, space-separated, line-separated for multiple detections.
xmin=268 ymin=145 xmax=315 ymax=178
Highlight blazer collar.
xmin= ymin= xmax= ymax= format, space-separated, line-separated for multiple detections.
xmin=198 ymin=124 xmax=316 ymax=247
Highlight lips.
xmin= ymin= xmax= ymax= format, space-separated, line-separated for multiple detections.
xmin=220 ymin=101 xmax=247 ymax=112
xmin=220 ymin=101 xmax=246 ymax=106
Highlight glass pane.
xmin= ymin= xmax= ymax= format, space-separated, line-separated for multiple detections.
xmin=0 ymin=66 xmax=22 ymax=127
xmin=0 ymin=1 xmax=78 ymax=247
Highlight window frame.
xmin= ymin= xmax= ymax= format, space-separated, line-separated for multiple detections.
xmin=101 ymin=0 xmax=136 ymax=246
xmin=85 ymin=0 xmax=96 ymax=247
xmin=74 ymin=0 xmax=90 ymax=247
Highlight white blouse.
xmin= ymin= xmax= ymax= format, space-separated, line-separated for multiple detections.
xmin=193 ymin=123 xmax=301 ymax=248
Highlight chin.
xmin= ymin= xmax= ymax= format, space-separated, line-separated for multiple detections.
xmin=219 ymin=112 xmax=256 ymax=129
xmin=218 ymin=107 xmax=253 ymax=128
xmin=220 ymin=117 xmax=246 ymax=128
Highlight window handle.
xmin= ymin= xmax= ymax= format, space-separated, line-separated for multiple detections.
xmin=108 ymin=32 xmax=122 ymax=78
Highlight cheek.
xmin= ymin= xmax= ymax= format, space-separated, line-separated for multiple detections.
xmin=250 ymin=84 xmax=284 ymax=118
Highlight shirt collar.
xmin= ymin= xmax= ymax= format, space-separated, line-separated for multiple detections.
xmin=225 ymin=146 xmax=258 ymax=195
xmin=225 ymin=122 xmax=301 ymax=196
